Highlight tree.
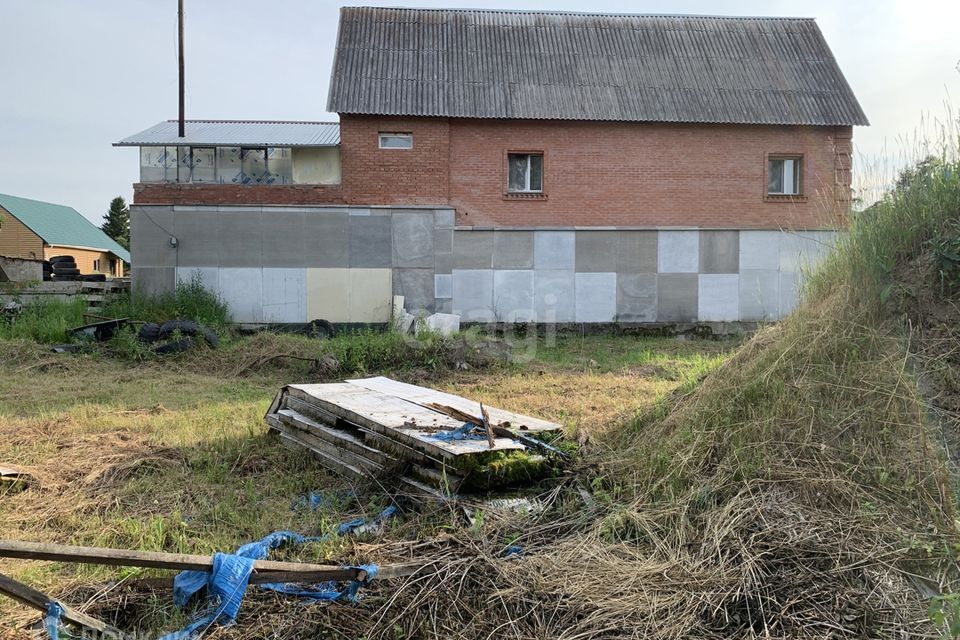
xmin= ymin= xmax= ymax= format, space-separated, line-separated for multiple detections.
xmin=101 ymin=196 xmax=129 ymax=250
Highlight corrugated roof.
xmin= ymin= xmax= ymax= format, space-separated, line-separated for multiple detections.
xmin=327 ymin=7 xmax=868 ymax=126
xmin=114 ymin=120 xmax=341 ymax=147
xmin=0 ymin=193 xmax=131 ymax=263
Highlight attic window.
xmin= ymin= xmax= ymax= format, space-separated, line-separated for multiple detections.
xmin=768 ymin=156 xmax=802 ymax=195
xmin=379 ymin=132 xmax=412 ymax=149
xmin=508 ymin=153 xmax=543 ymax=193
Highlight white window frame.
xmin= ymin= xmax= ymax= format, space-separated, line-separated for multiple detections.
xmin=507 ymin=153 xmax=544 ymax=193
xmin=767 ymin=156 xmax=802 ymax=196
xmin=378 ymin=132 xmax=413 ymax=150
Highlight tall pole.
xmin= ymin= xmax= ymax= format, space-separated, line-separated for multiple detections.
xmin=178 ymin=0 xmax=185 ymax=137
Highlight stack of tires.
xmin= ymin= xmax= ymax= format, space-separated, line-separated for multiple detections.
xmin=41 ymin=261 xmax=53 ymax=281
xmin=49 ymin=255 xmax=80 ymax=281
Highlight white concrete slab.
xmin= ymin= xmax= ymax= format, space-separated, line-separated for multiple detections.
xmin=575 ymin=272 xmax=617 ymax=322
xmin=452 ymin=269 xmax=495 ymax=321
xmin=740 ymin=231 xmax=782 ymax=271
xmin=219 ymin=268 xmax=263 ymax=324
xmin=739 ymin=269 xmax=780 ymax=321
xmin=534 ymin=270 xmax=575 ymax=323
xmin=657 ymin=230 xmax=700 ymax=273
xmin=493 ymin=270 xmax=535 ymax=322
xmin=262 ymin=268 xmax=306 ymax=323
xmin=698 ymin=274 xmax=739 ymax=322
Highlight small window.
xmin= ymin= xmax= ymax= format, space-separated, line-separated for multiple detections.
xmin=93 ymin=259 xmax=101 ymax=272
xmin=507 ymin=153 xmax=543 ymax=192
xmin=768 ymin=156 xmax=802 ymax=195
xmin=379 ymin=132 xmax=413 ymax=149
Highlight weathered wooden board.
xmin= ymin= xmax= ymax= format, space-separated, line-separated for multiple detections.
xmin=277 ymin=408 xmax=394 ymax=467
xmin=285 ymin=384 xmax=525 ymax=460
xmin=345 ymin=376 xmax=562 ymax=433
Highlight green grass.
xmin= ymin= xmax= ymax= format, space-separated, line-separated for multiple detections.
xmin=0 ymin=298 xmax=87 ymax=343
xmin=101 ymin=273 xmax=230 ymax=334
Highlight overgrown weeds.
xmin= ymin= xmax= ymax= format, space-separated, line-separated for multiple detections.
xmin=0 ymin=298 xmax=86 ymax=343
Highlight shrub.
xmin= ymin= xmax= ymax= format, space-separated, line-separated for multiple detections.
xmin=102 ymin=274 xmax=230 ymax=335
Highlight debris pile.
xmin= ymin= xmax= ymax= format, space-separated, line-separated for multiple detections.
xmin=265 ymin=377 xmax=564 ymax=496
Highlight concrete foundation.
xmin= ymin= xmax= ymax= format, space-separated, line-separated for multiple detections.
xmin=131 ymin=203 xmax=838 ymax=326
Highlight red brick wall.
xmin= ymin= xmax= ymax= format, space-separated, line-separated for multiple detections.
xmin=444 ymin=119 xmax=851 ymax=229
xmin=132 ymin=116 xmax=853 ymax=230
xmin=133 ymin=183 xmax=345 ymax=206
xmin=339 ymin=115 xmax=450 ymax=204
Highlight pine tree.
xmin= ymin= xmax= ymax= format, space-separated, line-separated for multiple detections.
xmin=101 ymin=196 xmax=130 ymax=250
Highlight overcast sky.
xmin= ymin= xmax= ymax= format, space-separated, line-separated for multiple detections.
xmin=1 ymin=0 xmax=958 ymax=224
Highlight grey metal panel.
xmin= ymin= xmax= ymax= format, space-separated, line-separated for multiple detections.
xmin=327 ymin=8 xmax=867 ymax=126
xmin=116 ymin=120 xmax=341 ymax=147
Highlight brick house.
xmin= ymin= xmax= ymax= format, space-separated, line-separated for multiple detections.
xmin=117 ymin=7 xmax=867 ymax=326
xmin=0 ymin=193 xmax=129 ymax=277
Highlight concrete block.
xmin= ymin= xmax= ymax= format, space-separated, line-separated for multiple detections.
xmin=262 ymin=208 xmax=306 ymax=268
xmin=393 ymin=268 xmax=435 ymax=313
xmin=306 ymin=268 xmax=349 ymax=322
xmin=575 ymin=272 xmax=617 ymax=322
xmin=493 ymin=231 xmax=534 ymax=269
xmin=434 ymin=209 xmax=455 ymax=227
xmin=219 ymin=267 xmax=263 ymax=324
xmin=493 ymin=270 xmax=535 ymax=322
xmin=739 ymin=269 xmax=780 ymax=321
xmin=534 ymin=270 xmax=575 ymax=323
xmin=453 ymin=230 xmax=494 ymax=269
xmin=452 ymin=269 xmax=495 ymax=322
xmin=657 ymin=273 xmax=699 ymax=322
xmin=616 ymin=231 xmax=658 ymax=272
xmin=434 ymin=227 xmax=453 ymax=254
xmin=616 ymin=273 xmax=657 ymax=322
xmin=423 ymin=312 xmax=460 ymax=336
xmin=349 ymin=215 xmax=391 ymax=268
xmin=434 ymin=252 xmax=453 ymax=275
xmin=779 ymin=271 xmax=800 ymax=317
xmin=303 ymin=211 xmax=349 ymax=268
xmin=130 ymin=206 xmax=175 ymax=268
xmin=698 ymin=274 xmax=739 ymax=321
xmin=534 ymin=231 xmax=575 ymax=270
xmin=575 ymin=231 xmax=618 ymax=272
xmin=262 ymin=268 xmax=306 ymax=323
xmin=176 ymin=266 xmax=219 ymax=291
xmin=348 ymin=268 xmax=393 ymax=322
xmin=657 ymin=231 xmax=699 ymax=273
xmin=218 ymin=209 xmax=262 ymax=267
xmin=395 ymin=311 xmax=415 ymax=334
xmin=392 ymin=212 xmax=435 ymax=268
xmin=173 ymin=209 xmax=219 ymax=267
xmin=0 ymin=256 xmax=41 ymax=282
xmin=740 ymin=231 xmax=781 ymax=271
xmin=434 ymin=274 xmax=452 ymax=299
xmin=699 ymin=230 xmax=739 ymax=274
xmin=132 ymin=266 xmax=175 ymax=297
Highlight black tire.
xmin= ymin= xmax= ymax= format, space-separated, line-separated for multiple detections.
xmin=307 ymin=318 xmax=336 ymax=339
xmin=42 ymin=273 xmax=52 ymax=281
xmin=52 ymin=274 xmax=81 ymax=281
xmin=199 ymin=327 xmax=219 ymax=347
xmin=52 ymin=268 xmax=80 ymax=276
xmin=53 ymin=262 xmax=78 ymax=270
xmin=138 ymin=322 xmax=162 ymax=343
xmin=158 ymin=319 xmax=200 ymax=340
xmin=49 ymin=255 xmax=75 ymax=264
xmin=81 ymin=274 xmax=106 ymax=282
xmin=153 ymin=337 xmax=194 ymax=355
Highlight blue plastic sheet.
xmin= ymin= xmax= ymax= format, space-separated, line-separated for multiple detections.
xmin=431 ymin=422 xmax=485 ymax=441
xmin=502 ymin=545 xmax=524 ymax=558
xmin=163 ymin=509 xmax=397 ymax=639
xmin=44 ymin=602 xmax=64 ymax=639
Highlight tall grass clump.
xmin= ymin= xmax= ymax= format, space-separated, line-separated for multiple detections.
xmin=0 ymin=298 xmax=87 ymax=343
xmin=336 ymin=135 xmax=960 ymax=639
xmin=102 ymin=274 xmax=230 ymax=334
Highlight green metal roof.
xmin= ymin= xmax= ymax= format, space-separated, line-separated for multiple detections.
xmin=0 ymin=192 xmax=130 ymax=263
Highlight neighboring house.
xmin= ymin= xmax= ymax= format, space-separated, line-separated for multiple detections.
xmin=0 ymin=193 xmax=130 ymax=276
xmin=117 ymin=8 xmax=867 ymax=326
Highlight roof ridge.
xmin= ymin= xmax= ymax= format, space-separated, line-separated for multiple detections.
xmin=163 ymin=119 xmax=339 ymax=125
xmin=340 ymin=6 xmax=816 ymax=21
xmin=0 ymin=191 xmax=73 ymax=209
